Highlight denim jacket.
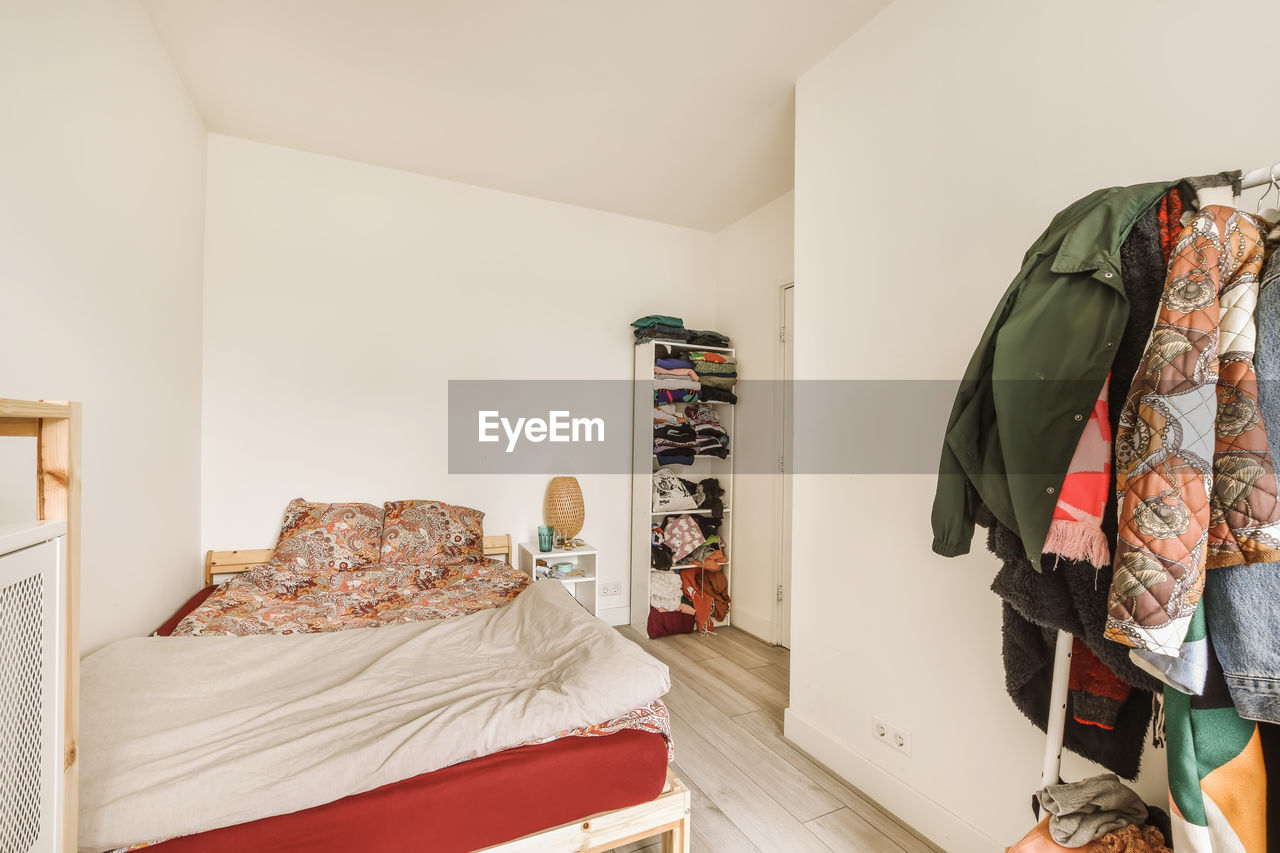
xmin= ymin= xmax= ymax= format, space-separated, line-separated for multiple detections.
xmin=1206 ymin=247 xmax=1280 ymax=722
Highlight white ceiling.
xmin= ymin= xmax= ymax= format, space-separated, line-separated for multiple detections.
xmin=140 ymin=0 xmax=887 ymax=231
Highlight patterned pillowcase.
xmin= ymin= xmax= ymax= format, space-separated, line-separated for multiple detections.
xmin=664 ymin=514 xmax=705 ymax=562
xmin=381 ymin=500 xmax=485 ymax=564
xmin=269 ymin=498 xmax=384 ymax=572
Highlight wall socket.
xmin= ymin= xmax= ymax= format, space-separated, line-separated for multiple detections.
xmin=600 ymin=582 xmax=622 ymax=597
xmin=872 ymin=716 xmax=911 ymax=756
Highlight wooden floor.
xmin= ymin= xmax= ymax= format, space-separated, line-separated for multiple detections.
xmin=611 ymin=626 xmax=939 ymax=853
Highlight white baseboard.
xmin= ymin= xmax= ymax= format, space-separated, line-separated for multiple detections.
xmin=728 ymin=606 xmax=774 ymax=643
xmin=599 ymin=604 xmax=630 ymax=627
xmin=783 ymin=709 xmax=999 ymax=853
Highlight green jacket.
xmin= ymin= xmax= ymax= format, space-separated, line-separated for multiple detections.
xmin=931 ymin=181 xmax=1177 ymax=565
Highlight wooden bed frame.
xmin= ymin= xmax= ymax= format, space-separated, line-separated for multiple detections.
xmin=201 ymin=533 xmax=692 ymax=852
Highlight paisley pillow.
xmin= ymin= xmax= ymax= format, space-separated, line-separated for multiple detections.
xmin=269 ymin=498 xmax=384 ymax=572
xmin=382 ymin=500 xmax=485 ymax=564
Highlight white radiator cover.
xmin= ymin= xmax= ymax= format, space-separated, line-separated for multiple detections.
xmin=0 ymin=521 xmax=66 ymax=853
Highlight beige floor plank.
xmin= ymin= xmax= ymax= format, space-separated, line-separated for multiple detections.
xmin=666 ymin=631 xmax=722 ymax=662
xmin=692 ymin=630 xmax=770 ymax=669
xmin=634 ymin=632 xmax=762 ymax=717
xmin=750 ymin=662 xmax=790 ymax=695
xmin=805 ymin=807 xmax=904 ymax=853
xmin=699 ymin=655 xmax=788 ymax=721
xmin=670 ymin=762 xmax=763 ymax=853
xmin=734 ymin=711 xmax=938 ymax=853
xmin=665 ymin=677 xmax=842 ymax=822
xmin=667 ymin=712 xmax=834 ymax=853
xmin=718 ymin=626 xmax=790 ymax=670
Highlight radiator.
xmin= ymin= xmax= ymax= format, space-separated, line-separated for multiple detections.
xmin=0 ymin=522 xmax=65 ymax=853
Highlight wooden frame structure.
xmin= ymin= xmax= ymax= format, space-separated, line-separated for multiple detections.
xmin=483 ymin=770 xmax=690 ymax=853
xmin=201 ymin=530 xmax=691 ymax=852
xmin=0 ymin=398 xmax=81 ymax=852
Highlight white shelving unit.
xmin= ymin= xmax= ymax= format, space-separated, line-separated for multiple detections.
xmin=516 ymin=541 xmax=599 ymax=616
xmin=630 ymin=339 xmax=735 ymax=632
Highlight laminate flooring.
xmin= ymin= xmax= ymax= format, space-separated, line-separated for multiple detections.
xmin=609 ymin=626 xmax=940 ymax=853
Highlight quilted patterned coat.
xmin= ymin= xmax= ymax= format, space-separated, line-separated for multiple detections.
xmin=1106 ymin=206 xmax=1280 ymax=665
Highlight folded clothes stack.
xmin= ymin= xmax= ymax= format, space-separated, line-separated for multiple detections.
xmin=652 ymin=404 xmax=729 ymax=464
xmin=686 ymin=405 xmax=729 ymax=458
xmin=689 ymin=351 xmax=737 ymax=396
xmin=631 ymin=315 xmax=732 ymax=347
xmin=653 ymin=406 xmax=697 ymax=466
xmin=655 ymin=388 xmax=700 ymax=405
xmin=647 ymin=342 xmax=739 ymax=405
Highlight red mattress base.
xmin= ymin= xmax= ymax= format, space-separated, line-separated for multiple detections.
xmin=149 ymin=729 xmax=668 ymax=853
xmin=146 ymin=587 xmax=669 ymax=852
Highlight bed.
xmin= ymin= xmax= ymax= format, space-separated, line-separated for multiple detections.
xmin=79 ymin=531 xmax=690 ymax=853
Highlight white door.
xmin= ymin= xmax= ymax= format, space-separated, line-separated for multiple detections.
xmin=779 ymin=284 xmax=794 ymax=648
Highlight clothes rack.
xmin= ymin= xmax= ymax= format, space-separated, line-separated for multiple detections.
xmin=1241 ymin=162 xmax=1280 ymax=190
xmin=1038 ymin=159 xmax=1279 ymax=793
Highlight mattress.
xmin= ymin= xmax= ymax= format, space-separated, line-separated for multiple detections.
xmin=137 ymin=729 xmax=668 ymax=852
xmin=132 ymin=587 xmax=669 ymax=853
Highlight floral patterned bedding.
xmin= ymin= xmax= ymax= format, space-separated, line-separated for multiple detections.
xmin=171 ymin=556 xmax=529 ymax=636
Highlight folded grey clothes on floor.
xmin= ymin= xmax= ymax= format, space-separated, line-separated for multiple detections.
xmin=1036 ymin=773 xmax=1148 ymax=847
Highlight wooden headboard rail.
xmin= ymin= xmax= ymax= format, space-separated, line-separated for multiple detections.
xmin=203 ymin=533 xmax=514 ymax=587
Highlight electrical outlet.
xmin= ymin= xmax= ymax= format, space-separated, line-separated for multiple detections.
xmin=600 ymin=582 xmax=622 ymax=597
xmin=872 ymin=716 xmax=911 ymax=756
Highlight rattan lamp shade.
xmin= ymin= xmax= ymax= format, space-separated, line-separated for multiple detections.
xmin=544 ymin=476 xmax=585 ymax=540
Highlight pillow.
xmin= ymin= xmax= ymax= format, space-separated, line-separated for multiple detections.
xmin=382 ymin=500 xmax=485 ymax=564
xmin=663 ymin=514 xmax=705 ymax=562
xmin=269 ymin=498 xmax=384 ymax=571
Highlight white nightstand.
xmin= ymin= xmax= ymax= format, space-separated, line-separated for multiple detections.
xmin=516 ymin=541 xmax=599 ymax=616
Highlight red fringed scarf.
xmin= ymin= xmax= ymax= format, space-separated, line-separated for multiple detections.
xmin=1043 ymin=376 xmax=1111 ymax=568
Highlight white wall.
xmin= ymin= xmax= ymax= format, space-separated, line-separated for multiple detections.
xmin=788 ymin=0 xmax=1280 ymax=847
xmin=0 ymin=0 xmax=207 ymax=653
xmin=201 ymin=135 xmax=717 ymax=623
xmin=714 ymin=191 xmax=794 ymax=642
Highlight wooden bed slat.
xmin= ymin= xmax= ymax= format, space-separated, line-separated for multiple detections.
xmin=481 ymin=771 xmax=690 ymax=853
xmin=0 ymin=398 xmax=72 ymax=419
xmin=0 ymin=418 xmax=37 ymax=437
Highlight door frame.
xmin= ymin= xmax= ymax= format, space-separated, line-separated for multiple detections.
xmin=775 ymin=282 xmax=794 ymax=647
